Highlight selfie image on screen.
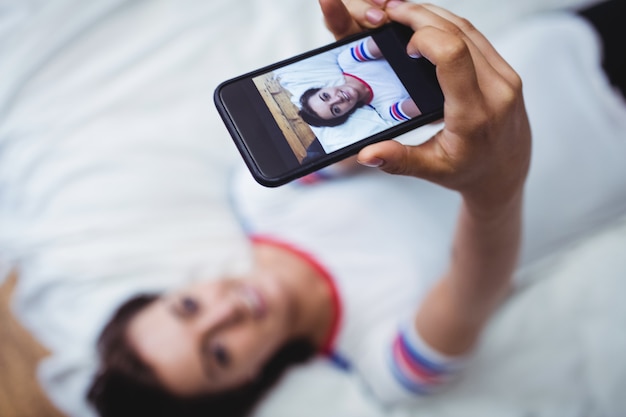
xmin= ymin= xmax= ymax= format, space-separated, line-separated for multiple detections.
xmin=252 ymin=36 xmax=421 ymax=165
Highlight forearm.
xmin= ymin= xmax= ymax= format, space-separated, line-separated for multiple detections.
xmin=415 ymin=189 xmax=523 ymax=355
xmin=342 ymin=0 xmax=531 ymax=358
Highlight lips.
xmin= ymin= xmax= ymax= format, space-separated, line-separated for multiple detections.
xmin=339 ymin=89 xmax=351 ymax=102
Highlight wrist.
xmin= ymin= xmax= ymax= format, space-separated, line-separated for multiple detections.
xmin=462 ymin=185 xmax=524 ymax=222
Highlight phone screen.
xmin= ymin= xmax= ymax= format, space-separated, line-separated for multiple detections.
xmin=215 ymin=23 xmax=443 ymax=186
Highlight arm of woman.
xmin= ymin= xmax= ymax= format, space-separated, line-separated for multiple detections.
xmin=357 ymin=2 xmax=531 ymax=356
xmin=320 ymin=0 xmax=530 ymax=358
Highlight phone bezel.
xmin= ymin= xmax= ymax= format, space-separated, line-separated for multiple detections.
xmin=214 ymin=23 xmax=443 ymax=187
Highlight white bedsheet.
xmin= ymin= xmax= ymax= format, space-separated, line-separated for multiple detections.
xmin=1 ymin=1 xmax=625 ymax=417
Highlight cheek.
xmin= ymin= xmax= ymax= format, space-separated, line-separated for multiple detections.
xmin=224 ymin=326 xmax=282 ymax=376
xmin=343 ymin=102 xmax=355 ymax=112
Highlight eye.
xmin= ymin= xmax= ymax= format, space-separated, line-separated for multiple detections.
xmin=212 ymin=344 xmax=231 ymax=368
xmin=332 ymin=105 xmax=341 ymax=115
xmin=320 ymin=92 xmax=330 ymax=101
xmin=179 ymin=296 xmax=199 ymax=315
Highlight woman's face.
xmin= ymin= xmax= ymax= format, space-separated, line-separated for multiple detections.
xmin=308 ymin=85 xmax=360 ymax=120
xmin=126 ymin=276 xmax=293 ymax=397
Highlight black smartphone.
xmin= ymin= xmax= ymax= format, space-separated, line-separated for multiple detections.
xmin=214 ymin=22 xmax=443 ymax=187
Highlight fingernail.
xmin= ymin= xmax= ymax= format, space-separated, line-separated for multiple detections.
xmin=408 ymin=51 xmax=422 ymax=59
xmin=365 ymin=8 xmax=385 ymax=25
xmin=386 ymin=0 xmax=403 ymax=9
xmin=358 ymin=157 xmax=384 ymax=168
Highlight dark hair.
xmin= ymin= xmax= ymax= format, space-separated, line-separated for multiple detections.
xmin=298 ymin=87 xmax=359 ymax=127
xmin=88 ymin=294 xmax=316 ymax=417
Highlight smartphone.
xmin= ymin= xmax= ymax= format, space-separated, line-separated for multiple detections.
xmin=214 ymin=22 xmax=443 ymax=187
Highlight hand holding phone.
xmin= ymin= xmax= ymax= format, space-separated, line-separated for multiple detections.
xmin=214 ymin=22 xmax=444 ymax=186
xmin=355 ymin=2 xmax=531 ymax=211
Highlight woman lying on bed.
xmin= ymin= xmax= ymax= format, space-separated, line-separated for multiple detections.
xmin=87 ymin=1 xmax=626 ymax=416
xmin=298 ymin=35 xmax=422 ymax=128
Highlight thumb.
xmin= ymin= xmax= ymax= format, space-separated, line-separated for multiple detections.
xmin=319 ymin=0 xmax=361 ymax=40
xmin=357 ymin=138 xmax=443 ymax=179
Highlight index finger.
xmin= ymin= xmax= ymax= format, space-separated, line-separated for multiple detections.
xmin=420 ymin=4 xmax=519 ymax=83
xmin=398 ymin=30 xmax=484 ymax=121
xmin=384 ymin=3 xmax=495 ymax=127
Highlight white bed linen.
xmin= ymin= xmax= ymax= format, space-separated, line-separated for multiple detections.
xmin=0 ymin=0 xmax=328 ymax=414
xmin=1 ymin=1 xmax=625 ymax=417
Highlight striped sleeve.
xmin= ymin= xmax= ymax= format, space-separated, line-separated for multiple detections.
xmin=389 ymin=101 xmax=412 ymax=122
xmin=352 ymin=319 xmax=468 ymax=405
xmin=349 ymin=40 xmax=377 ymax=62
xmin=387 ymin=321 xmax=467 ymax=395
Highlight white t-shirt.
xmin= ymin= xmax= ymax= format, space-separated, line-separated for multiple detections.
xmin=230 ymin=11 xmax=626 ymax=405
xmin=231 ymin=167 xmax=463 ymax=403
xmin=337 ymin=38 xmax=412 ymax=123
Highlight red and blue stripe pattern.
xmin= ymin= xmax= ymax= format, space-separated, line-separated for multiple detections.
xmin=388 ymin=326 xmax=463 ymax=395
xmin=389 ymin=101 xmax=411 ymax=122
xmin=350 ymin=41 xmax=376 ymax=62
xmin=295 ymin=168 xmax=337 ymax=185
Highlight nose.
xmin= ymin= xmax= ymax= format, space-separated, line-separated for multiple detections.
xmin=329 ymin=93 xmax=344 ymax=105
xmin=194 ymin=299 xmax=243 ymax=334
